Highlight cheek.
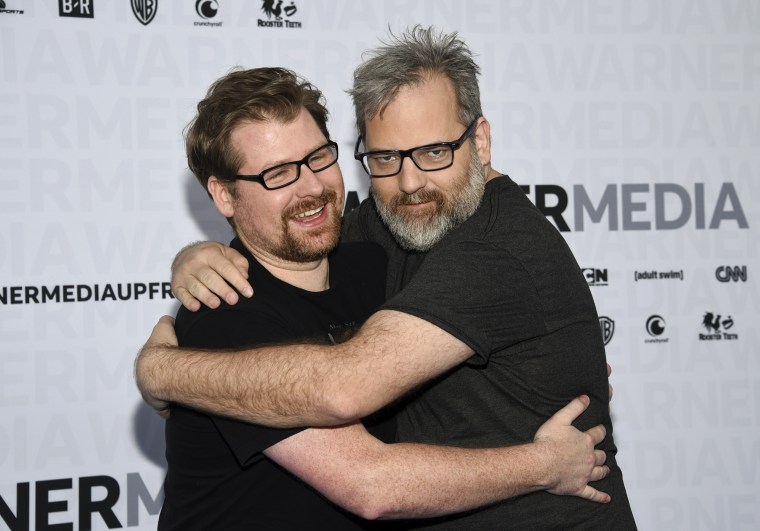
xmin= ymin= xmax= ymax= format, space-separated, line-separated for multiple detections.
xmin=370 ymin=179 xmax=398 ymax=202
xmin=234 ymin=190 xmax=287 ymax=224
xmin=324 ymin=168 xmax=345 ymax=195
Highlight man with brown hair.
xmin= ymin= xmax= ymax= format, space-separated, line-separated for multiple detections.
xmin=154 ymin=65 xmax=611 ymax=530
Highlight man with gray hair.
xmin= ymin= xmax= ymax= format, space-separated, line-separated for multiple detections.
xmin=139 ymin=26 xmax=637 ymax=529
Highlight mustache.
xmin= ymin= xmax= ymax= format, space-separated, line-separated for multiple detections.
xmin=390 ymin=188 xmax=445 ymax=208
xmin=282 ymin=189 xmax=339 ymax=218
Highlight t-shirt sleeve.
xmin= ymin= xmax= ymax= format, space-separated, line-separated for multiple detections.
xmin=380 ymin=239 xmax=547 ymax=365
xmin=177 ymin=307 xmax=305 ymax=467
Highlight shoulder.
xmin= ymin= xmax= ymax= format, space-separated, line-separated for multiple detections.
xmin=174 ymin=296 xmax=287 ymax=350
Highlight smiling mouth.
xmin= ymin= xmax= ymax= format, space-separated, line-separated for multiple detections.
xmin=293 ymin=205 xmax=325 ymax=219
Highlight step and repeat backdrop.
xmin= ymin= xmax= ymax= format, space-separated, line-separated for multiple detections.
xmin=1 ymin=1 xmax=758 ymax=529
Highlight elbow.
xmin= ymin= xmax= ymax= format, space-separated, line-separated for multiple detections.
xmin=321 ymin=383 xmax=376 ymax=425
xmin=329 ymin=454 xmax=403 ymax=520
xmin=339 ymin=480 xmax=398 ymax=521
xmin=349 ymin=502 xmax=389 ymax=522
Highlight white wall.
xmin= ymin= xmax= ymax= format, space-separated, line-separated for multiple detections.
xmin=1 ymin=1 xmax=758 ymax=529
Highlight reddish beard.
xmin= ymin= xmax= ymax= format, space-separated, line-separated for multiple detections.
xmin=277 ymin=189 xmax=342 ymax=262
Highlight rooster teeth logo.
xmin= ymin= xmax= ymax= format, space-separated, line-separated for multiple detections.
xmin=259 ymin=0 xmax=301 ymax=28
xmin=599 ymin=316 xmax=615 ymax=346
xmin=644 ymin=315 xmax=669 ymax=344
xmin=699 ymin=312 xmax=738 ymax=341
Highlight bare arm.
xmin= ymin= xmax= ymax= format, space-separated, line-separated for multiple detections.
xmin=135 ymin=311 xmax=473 ymax=427
xmin=265 ymin=396 xmax=609 ymax=520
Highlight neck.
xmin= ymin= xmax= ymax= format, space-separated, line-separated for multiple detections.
xmin=484 ymin=164 xmax=501 ymax=182
xmin=244 ymin=244 xmax=330 ymax=292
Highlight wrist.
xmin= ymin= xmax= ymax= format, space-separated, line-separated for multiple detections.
xmin=135 ymin=344 xmax=170 ymax=400
xmin=529 ymin=438 xmax=557 ymax=491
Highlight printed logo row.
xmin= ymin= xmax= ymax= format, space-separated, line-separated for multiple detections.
xmin=584 ymin=266 xmax=748 ymax=286
xmin=1 ymin=1 xmax=303 ymax=28
xmin=599 ymin=313 xmax=739 ymax=346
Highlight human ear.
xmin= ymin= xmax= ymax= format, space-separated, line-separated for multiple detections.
xmin=207 ymin=176 xmax=235 ymax=218
xmin=473 ymin=117 xmax=492 ymax=167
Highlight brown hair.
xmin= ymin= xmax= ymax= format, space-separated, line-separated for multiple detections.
xmin=185 ymin=67 xmax=330 ymax=192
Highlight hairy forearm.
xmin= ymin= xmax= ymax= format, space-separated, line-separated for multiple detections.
xmin=338 ymin=441 xmax=552 ymax=520
xmin=137 ymin=341 xmax=340 ymax=427
xmin=136 ymin=311 xmax=470 ymax=427
xmin=137 ymin=341 xmax=414 ymax=427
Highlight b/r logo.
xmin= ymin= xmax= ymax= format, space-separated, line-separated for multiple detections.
xmin=58 ymin=0 xmax=94 ymax=18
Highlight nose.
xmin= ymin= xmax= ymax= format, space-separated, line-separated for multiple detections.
xmin=295 ymin=165 xmax=326 ymax=197
xmin=396 ymin=157 xmax=427 ymax=195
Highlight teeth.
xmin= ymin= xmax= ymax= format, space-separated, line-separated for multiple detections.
xmin=294 ymin=206 xmax=324 ymax=219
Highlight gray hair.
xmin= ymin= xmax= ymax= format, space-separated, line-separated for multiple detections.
xmin=348 ymin=25 xmax=482 ymax=138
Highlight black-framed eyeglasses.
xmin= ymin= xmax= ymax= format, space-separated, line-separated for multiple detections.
xmin=353 ymin=119 xmax=479 ymax=178
xmin=235 ymin=141 xmax=339 ymax=190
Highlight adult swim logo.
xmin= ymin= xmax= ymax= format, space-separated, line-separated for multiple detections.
xmin=599 ymin=316 xmax=614 ymax=346
xmin=634 ymin=269 xmax=684 ymax=282
xmin=715 ymin=265 xmax=747 ymax=282
xmin=699 ymin=312 xmax=738 ymax=341
xmin=132 ymin=0 xmax=157 ymax=25
xmin=195 ymin=0 xmax=222 ymax=27
xmin=645 ymin=315 xmax=669 ymax=344
xmin=259 ymin=0 xmax=302 ymax=28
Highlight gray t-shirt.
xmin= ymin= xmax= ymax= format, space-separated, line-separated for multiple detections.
xmin=343 ymin=175 xmax=637 ymax=530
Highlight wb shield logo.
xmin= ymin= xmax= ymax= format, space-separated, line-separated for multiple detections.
xmin=599 ymin=316 xmax=614 ymax=345
xmin=132 ymin=0 xmax=157 ymax=25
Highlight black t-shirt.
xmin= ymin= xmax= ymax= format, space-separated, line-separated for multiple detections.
xmin=159 ymin=239 xmax=393 ymax=531
xmin=343 ymin=176 xmax=637 ymax=530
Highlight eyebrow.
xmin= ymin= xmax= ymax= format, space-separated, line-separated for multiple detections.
xmin=254 ymin=139 xmax=329 ymax=171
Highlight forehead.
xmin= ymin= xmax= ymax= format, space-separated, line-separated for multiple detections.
xmin=232 ymin=108 xmax=326 ymax=172
xmin=365 ymin=76 xmax=461 ymax=150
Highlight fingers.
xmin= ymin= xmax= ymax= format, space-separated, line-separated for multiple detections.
xmin=198 ymin=261 xmax=249 ymax=305
xmin=213 ymin=246 xmax=252 ymax=298
xmin=578 ymin=485 xmax=611 ymax=504
xmin=174 ymin=286 xmax=203 ymax=312
xmin=147 ymin=315 xmax=178 ymax=348
xmin=585 ymin=424 xmax=607 ymax=446
xmin=157 ymin=314 xmax=176 ymax=327
xmin=607 ymin=362 xmax=614 ymax=401
xmin=156 ymin=403 xmax=172 ymax=420
xmin=170 ymin=242 xmax=252 ymax=310
xmin=594 ymin=449 xmax=607 ymax=466
xmin=183 ymin=276 xmax=224 ymax=309
xmin=543 ymin=395 xmax=590 ymax=428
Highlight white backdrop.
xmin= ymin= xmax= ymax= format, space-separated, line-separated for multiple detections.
xmin=1 ymin=1 xmax=758 ymax=529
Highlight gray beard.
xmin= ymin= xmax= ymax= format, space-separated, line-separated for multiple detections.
xmin=372 ymin=149 xmax=486 ymax=252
